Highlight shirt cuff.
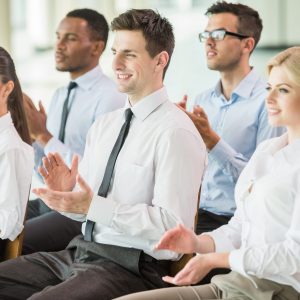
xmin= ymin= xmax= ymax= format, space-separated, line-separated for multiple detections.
xmin=209 ymin=138 xmax=236 ymax=165
xmin=86 ymin=195 xmax=117 ymax=226
xmin=229 ymin=248 xmax=247 ymax=276
xmin=202 ymin=229 xmax=236 ymax=253
xmin=44 ymin=137 xmax=64 ymax=155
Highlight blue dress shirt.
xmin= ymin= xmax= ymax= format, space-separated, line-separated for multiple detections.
xmin=33 ymin=65 xmax=125 ymax=173
xmin=194 ymin=68 xmax=285 ymax=216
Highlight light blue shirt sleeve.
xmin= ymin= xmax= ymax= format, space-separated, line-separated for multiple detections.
xmin=196 ymin=69 xmax=285 ymax=216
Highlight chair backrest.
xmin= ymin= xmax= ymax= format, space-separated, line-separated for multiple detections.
xmin=0 ymin=230 xmax=25 ymax=261
xmin=0 ymin=187 xmax=30 ymax=262
xmin=169 ymin=190 xmax=201 ymax=276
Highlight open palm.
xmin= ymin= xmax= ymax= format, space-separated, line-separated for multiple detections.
xmin=155 ymin=224 xmax=199 ymax=254
xmin=39 ymin=152 xmax=78 ymax=191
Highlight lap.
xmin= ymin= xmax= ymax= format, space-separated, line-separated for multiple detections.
xmin=23 ymin=210 xmax=82 ymax=254
xmin=0 ymin=249 xmax=74 ymax=300
xmin=114 ymin=284 xmax=222 ymax=300
xmin=0 ymin=238 xmax=170 ymax=300
xmin=29 ymin=260 xmax=156 ymax=300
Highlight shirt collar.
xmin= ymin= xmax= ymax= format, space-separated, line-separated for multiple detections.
xmin=125 ymin=87 xmax=168 ymax=121
xmin=269 ymin=133 xmax=300 ymax=163
xmin=72 ymin=65 xmax=103 ymax=91
xmin=0 ymin=112 xmax=13 ymax=134
xmin=213 ymin=67 xmax=262 ymax=100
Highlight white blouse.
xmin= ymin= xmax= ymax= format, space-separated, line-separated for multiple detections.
xmin=207 ymin=133 xmax=300 ymax=292
xmin=0 ymin=112 xmax=34 ymax=240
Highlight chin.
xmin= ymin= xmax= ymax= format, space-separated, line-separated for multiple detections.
xmin=55 ymin=64 xmax=70 ymax=72
xmin=268 ymin=118 xmax=283 ymax=127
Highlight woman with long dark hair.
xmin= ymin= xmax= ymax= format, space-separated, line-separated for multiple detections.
xmin=0 ymin=47 xmax=33 ymax=243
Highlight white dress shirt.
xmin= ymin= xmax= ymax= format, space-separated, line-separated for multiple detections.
xmin=206 ymin=133 xmax=300 ymax=292
xmin=0 ymin=113 xmax=34 ymax=240
xmin=33 ymin=65 xmax=125 ymax=170
xmin=66 ymin=87 xmax=207 ymax=260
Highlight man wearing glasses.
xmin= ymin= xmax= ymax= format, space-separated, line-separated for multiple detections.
xmin=180 ymin=2 xmax=284 ymax=238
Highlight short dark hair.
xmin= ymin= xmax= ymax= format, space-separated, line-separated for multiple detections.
xmin=111 ymin=9 xmax=175 ymax=77
xmin=66 ymin=8 xmax=109 ymax=48
xmin=206 ymin=1 xmax=263 ymax=50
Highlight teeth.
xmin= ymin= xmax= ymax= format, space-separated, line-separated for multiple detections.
xmin=268 ymin=108 xmax=280 ymax=114
xmin=118 ymin=74 xmax=130 ymax=79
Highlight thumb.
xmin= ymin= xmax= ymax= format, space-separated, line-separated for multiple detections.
xmin=182 ymin=94 xmax=188 ymax=103
xmin=77 ymin=174 xmax=92 ymax=196
xmin=70 ymin=155 xmax=79 ymax=177
xmin=39 ymin=100 xmax=46 ymax=115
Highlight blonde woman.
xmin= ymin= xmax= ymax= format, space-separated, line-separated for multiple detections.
xmin=116 ymin=47 xmax=300 ymax=300
xmin=0 ymin=47 xmax=33 ymax=245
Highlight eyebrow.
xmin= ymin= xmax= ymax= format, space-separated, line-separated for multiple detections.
xmin=56 ymin=32 xmax=79 ymax=37
xmin=111 ymin=48 xmax=138 ymax=54
xmin=204 ymin=27 xmax=226 ymax=32
xmin=267 ymin=82 xmax=293 ymax=88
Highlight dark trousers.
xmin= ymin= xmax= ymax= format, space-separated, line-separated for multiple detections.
xmin=22 ymin=199 xmax=82 ymax=254
xmin=196 ymin=209 xmax=232 ymax=284
xmin=0 ymin=235 xmax=170 ymax=300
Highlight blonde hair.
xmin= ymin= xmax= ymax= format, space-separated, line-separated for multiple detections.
xmin=267 ymin=47 xmax=300 ymax=86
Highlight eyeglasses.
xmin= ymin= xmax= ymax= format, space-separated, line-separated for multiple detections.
xmin=198 ymin=29 xmax=249 ymax=42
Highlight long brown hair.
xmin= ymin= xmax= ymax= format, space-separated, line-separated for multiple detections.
xmin=0 ymin=47 xmax=31 ymax=145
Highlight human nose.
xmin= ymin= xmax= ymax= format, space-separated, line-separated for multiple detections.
xmin=112 ymin=53 xmax=124 ymax=71
xmin=205 ymin=34 xmax=215 ymax=47
xmin=266 ymin=88 xmax=277 ymax=104
xmin=55 ymin=37 xmax=66 ymax=51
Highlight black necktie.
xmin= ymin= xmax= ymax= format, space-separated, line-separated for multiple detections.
xmin=84 ymin=108 xmax=134 ymax=242
xmin=58 ymin=81 xmax=77 ymax=142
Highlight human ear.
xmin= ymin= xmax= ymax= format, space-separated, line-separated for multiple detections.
xmin=243 ymin=37 xmax=255 ymax=55
xmin=3 ymin=81 xmax=14 ymax=99
xmin=155 ymin=51 xmax=169 ymax=71
xmin=92 ymin=40 xmax=105 ymax=56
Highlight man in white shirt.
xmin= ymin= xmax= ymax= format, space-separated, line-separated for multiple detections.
xmin=22 ymin=8 xmax=125 ymax=254
xmin=0 ymin=9 xmax=206 ymax=300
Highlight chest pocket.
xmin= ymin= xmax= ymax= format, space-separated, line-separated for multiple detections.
xmin=113 ymin=161 xmax=154 ymax=205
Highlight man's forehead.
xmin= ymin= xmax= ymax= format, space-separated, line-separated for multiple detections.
xmin=205 ymin=13 xmax=238 ymax=31
xmin=112 ymin=30 xmax=146 ymax=51
xmin=57 ymin=17 xmax=89 ymax=33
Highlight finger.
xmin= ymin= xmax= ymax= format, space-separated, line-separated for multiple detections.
xmin=48 ymin=153 xmax=59 ymax=167
xmin=77 ymin=174 xmax=90 ymax=193
xmin=53 ymin=152 xmax=66 ymax=166
xmin=155 ymin=230 xmax=178 ymax=250
xmin=173 ymin=267 xmax=190 ymax=283
xmin=39 ymin=100 xmax=46 ymax=115
xmin=193 ymin=106 xmax=207 ymax=118
xmin=42 ymin=156 xmax=52 ymax=172
xmin=33 ymin=188 xmax=63 ymax=208
xmin=38 ymin=166 xmax=48 ymax=179
xmin=177 ymin=94 xmax=188 ymax=109
xmin=162 ymin=276 xmax=176 ymax=285
xmin=71 ymin=155 xmax=79 ymax=177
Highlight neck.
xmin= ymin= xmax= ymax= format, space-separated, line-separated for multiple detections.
xmin=219 ymin=64 xmax=251 ymax=100
xmin=0 ymin=105 xmax=8 ymax=117
xmin=287 ymin=126 xmax=300 ymax=144
xmin=128 ymin=82 xmax=163 ymax=106
xmin=69 ymin=62 xmax=99 ymax=80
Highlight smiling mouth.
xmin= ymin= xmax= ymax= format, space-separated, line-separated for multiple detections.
xmin=117 ymin=74 xmax=131 ymax=79
xmin=268 ymin=108 xmax=281 ymax=115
